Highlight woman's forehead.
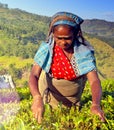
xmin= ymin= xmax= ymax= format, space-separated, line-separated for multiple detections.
xmin=54 ymin=24 xmax=73 ymax=31
xmin=53 ymin=26 xmax=74 ymax=36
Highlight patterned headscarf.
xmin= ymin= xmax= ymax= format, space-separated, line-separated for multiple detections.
xmin=48 ymin=11 xmax=84 ymax=38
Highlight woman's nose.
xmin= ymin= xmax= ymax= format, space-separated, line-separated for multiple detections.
xmin=61 ymin=39 xmax=66 ymax=43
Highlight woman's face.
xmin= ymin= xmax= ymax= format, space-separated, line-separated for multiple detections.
xmin=53 ymin=25 xmax=74 ymax=51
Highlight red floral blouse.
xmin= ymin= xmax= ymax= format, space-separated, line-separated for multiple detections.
xmin=50 ymin=45 xmax=77 ymax=80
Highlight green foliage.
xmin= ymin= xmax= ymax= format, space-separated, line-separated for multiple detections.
xmin=0 ymin=124 xmax=5 ymax=130
xmin=0 ymin=41 xmax=39 ymax=59
xmin=0 ymin=80 xmax=113 ymax=130
xmin=0 ymin=56 xmax=33 ymax=87
xmin=8 ymin=64 xmax=22 ymax=79
xmin=85 ymin=33 xmax=114 ymax=48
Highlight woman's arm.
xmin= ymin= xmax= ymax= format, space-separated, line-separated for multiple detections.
xmin=86 ymin=70 xmax=105 ymax=122
xmin=29 ymin=63 xmax=42 ymax=96
xmin=29 ymin=63 xmax=44 ymax=123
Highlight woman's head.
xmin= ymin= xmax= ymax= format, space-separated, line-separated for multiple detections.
xmin=47 ymin=11 xmax=84 ymax=44
xmin=48 ymin=12 xmax=83 ymax=35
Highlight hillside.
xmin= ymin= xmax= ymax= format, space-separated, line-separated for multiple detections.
xmin=0 ymin=4 xmax=114 ymax=81
xmin=85 ymin=36 xmax=114 ymax=79
xmin=0 ymin=5 xmax=50 ymax=58
xmin=82 ymin=19 xmax=114 ymax=37
xmin=0 ymin=5 xmax=50 ymax=45
xmin=82 ymin=19 xmax=114 ymax=47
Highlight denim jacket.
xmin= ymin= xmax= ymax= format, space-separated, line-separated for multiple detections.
xmin=34 ymin=39 xmax=96 ymax=77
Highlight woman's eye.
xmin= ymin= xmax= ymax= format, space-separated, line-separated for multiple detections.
xmin=57 ymin=37 xmax=72 ymax=40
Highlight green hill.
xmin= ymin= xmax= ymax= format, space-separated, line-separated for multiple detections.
xmin=0 ymin=5 xmax=50 ymax=45
xmin=82 ymin=19 xmax=114 ymax=38
xmin=0 ymin=5 xmax=50 ymax=58
xmin=82 ymin=19 xmax=114 ymax=48
xmin=85 ymin=36 xmax=114 ymax=79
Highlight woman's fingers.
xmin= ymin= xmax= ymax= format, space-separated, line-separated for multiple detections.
xmin=33 ymin=111 xmax=43 ymax=123
xmin=37 ymin=111 xmax=43 ymax=124
xmin=31 ymin=96 xmax=44 ymax=123
xmin=97 ymin=110 xmax=106 ymax=122
xmin=34 ymin=113 xmax=38 ymax=119
xmin=90 ymin=105 xmax=106 ymax=122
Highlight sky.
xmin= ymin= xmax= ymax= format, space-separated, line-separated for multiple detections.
xmin=0 ymin=0 xmax=114 ymax=22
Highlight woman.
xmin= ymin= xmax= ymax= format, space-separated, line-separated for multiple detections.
xmin=29 ymin=12 xmax=105 ymax=123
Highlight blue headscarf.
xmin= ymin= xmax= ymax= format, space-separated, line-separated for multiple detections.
xmin=52 ymin=12 xmax=84 ymax=27
xmin=48 ymin=11 xmax=84 ymax=39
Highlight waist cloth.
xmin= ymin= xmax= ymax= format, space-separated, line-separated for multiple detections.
xmin=39 ymin=72 xmax=87 ymax=108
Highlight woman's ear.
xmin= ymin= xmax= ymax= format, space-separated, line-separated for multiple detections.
xmin=52 ymin=33 xmax=54 ymax=37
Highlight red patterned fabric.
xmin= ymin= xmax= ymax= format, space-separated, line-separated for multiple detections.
xmin=51 ymin=45 xmax=77 ymax=80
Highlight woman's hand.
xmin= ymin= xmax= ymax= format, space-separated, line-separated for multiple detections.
xmin=90 ymin=104 xmax=105 ymax=122
xmin=31 ymin=95 xmax=44 ymax=123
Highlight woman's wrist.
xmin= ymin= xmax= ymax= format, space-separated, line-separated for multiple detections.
xmin=33 ymin=94 xmax=42 ymax=100
xmin=91 ymin=103 xmax=100 ymax=107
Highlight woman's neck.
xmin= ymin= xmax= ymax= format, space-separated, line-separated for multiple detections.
xmin=62 ymin=47 xmax=74 ymax=60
